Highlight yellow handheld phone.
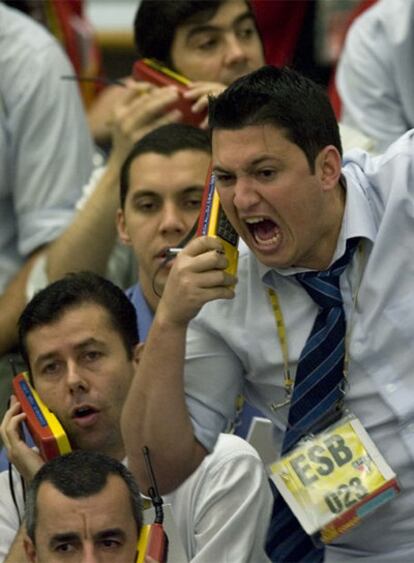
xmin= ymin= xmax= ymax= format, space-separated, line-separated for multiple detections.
xmin=197 ymin=168 xmax=239 ymax=277
xmin=12 ymin=372 xmax=71 ymax=461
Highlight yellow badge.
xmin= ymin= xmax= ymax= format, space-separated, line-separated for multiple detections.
xmin=270 ymin=414 xmax=400 ymax=543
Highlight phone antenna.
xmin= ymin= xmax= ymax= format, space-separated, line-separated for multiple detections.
xmin=142 ymin=446 xmax=164 ymax=524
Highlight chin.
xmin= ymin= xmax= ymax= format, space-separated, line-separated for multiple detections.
xmin=255 ymin=251 xmax=292 ymax=269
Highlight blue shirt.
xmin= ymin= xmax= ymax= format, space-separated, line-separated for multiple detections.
xmin=183 ymin=130 xmax=414 ymax=561
xmin=125 ymin=283 xmax=154 ymax=343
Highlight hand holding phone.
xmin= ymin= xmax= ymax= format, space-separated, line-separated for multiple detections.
xmin=11 ymin=372 xmax=71 ymax=462
xmin=0 ymin=395 xmax=45 ymax=482
xmin=132 ymin=58 xmax=207 ymax=127
xmin=197 ymin=169 xmax=239 ymax=277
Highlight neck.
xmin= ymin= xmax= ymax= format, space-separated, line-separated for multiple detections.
xmin=101 ymin=443 xmax=125 ymax=462
xmin=139 ymin=277 xmax=159 ymax=313
xmin=311 ymin=181 xmax=346 ymax=271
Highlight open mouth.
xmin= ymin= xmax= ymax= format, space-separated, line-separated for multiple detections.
xmin=155 ymin=247 xmax=181 ymax=267
xmin=73 ymin=406 xmax=96 ymax=418
xmin=155 ymin=248 xmax=169 ymax=260
xmin=245 ymin=217 xmax=281 ymax=247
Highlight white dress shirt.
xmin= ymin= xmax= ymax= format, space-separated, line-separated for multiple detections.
xmin=0 ymin=4 xmax=93 ymax=292
xmin=336 ymin=0 xmax=414 ymax=153
xmin=0 ymin=435 xmax=272 ymax=562
xmin=183 ymin=130 xmax=414 ymax=561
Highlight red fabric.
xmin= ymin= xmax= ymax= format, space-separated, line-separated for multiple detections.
xmin=48 ymin=0 xmax=103 ymax=106
xmin=252 ymin=0 xmax=309 ymax=66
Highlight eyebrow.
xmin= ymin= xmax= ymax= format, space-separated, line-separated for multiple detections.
xmin=49 ymin=532 xmax=79 ymax=548
xmin=94 ymin=528 xmax=127 ymax=542
xmin=131 ymin=186 xmax=204 ymax=198
xmin=213 ymin=155 xmax=280 ymax=175
xmin=185 ymin=11 xmax=254 ymax=42
xmin=130 ymin=189 xmax=161 ymax=199
xmin=33 ymin=338 xmax=105 ymax=371
xmin=49 ymin=528 xmax=127 ymax=548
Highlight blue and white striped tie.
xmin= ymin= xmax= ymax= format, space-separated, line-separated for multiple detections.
xmin=266 ymin=239 xmax=359 ymax=563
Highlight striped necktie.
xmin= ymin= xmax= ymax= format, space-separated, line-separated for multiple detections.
xmin=266 ymin=238 xmax=359 ymax=563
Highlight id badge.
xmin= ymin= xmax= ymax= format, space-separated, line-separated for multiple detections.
xmin=270 ymin=413 xmax=400 ymax=544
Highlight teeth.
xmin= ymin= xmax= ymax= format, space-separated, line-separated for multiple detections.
xmin=245 ymin=217 xmax=265 ymax=224
xmin=254 ymin=233 xmax=281 ymax=246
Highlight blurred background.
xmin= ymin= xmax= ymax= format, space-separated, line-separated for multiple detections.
xmin=4 ymin=0 xmax=370 ymax=106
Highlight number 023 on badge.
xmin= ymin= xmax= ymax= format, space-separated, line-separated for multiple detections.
xmin=270 ymin=413 xmax=400 ymax=543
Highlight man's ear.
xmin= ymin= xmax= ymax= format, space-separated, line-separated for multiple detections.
xmin=24 ymin=535 xmax=37 ymax=562
xmin=315 ymin=145 xmax=342 ymax=192
xmin=116 ymin=208 xmax=132 ymax=246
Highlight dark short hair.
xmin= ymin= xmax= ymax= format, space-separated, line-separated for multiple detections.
xmin=134 ymin=0 xmax=227 ymax=67
xmin=18 ymin=272 xmax=138 ymax=380
xmin=25 ymin=450 xmax=143 ymax=543
xmin=120 ymin=123 xmax=211 ymax=209
xmin=208 ymin=65 xmax=342 ymax=171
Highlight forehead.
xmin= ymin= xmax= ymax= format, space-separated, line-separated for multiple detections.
xmin=176 ymin=0 xmax=250 ymax=37
xmin=35 ymin=476 xmax=135 ymax=540
xmin=26 ymin=304 xmax=119 ymax=358
xmin=127 ymin=149 xmax=210 ymax=197
xmin=212 ymin=124 xmax=294 ymax=169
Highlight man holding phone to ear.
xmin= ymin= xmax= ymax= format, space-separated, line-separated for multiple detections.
xmin=0 ymin=0 xmax=266 ymax=437
xmin=39 ymin=0 xmax=265 ymax=289
xmin=123 ymin=65 xmax=414 ymax=562
xmin=89 ymin=0 xmax=265 ymax=141
xmin=116 ymin=122 xmax=268 ymax=442
xmin=0 ymin=271 xmax=272 ymax=563
xmin=116 ymin=123 xmax=211 ymax=325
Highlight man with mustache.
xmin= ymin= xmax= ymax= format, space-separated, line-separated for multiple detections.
xmin=0 ymin=272 xmax=271 ymax=561
xmin=23 ymin=451 xmax=144 ymax=563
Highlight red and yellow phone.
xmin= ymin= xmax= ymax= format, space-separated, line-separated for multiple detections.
xmin=136 ymin=523 xmax=168 ymax=563
xmin=132 ymin=58 xmax=207 ymax=127
xmin=12 ymin=372 xmax=71 ymax=461
xmin=136 ymin=446 xmax=169 ymax=562
xmin=197 ymin=167 xmax=239 ymax=277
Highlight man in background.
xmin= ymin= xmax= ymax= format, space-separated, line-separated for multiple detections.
xmin=336 ymin=0 xmax=414 ymax=152
xmin=23 ymin=451 xmax=143 ymax=563
xmin=89 ymin=0 xmax=265 ymax=143
xmin=0 ymin=271 xmax=272 ymax=562
xmin=41 ymin=0 xmax=266 ymax=290
xmin=117 ymin=122 xmax=272 ymax=445
xmin=0 ymin=2 xmax=93 ymax=411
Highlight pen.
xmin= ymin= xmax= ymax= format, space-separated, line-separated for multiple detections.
xmin=61 ymin=75 xmax=127 ymax=88
xmin=165 ymin=248 xmax=182 ymax=260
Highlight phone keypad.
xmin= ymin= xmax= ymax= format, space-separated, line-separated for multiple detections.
xmin=217 ymin=208 xmax=238 ymax=246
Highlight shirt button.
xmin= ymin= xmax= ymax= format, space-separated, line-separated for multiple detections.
xmin=385 ymin=383 xmax=396 ymax=394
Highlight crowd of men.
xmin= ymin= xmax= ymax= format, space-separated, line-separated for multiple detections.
xmin=1 ymin=0 xmax=414 ymax=562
